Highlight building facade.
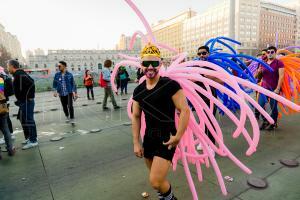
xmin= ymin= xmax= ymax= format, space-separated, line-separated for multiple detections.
xmin=183 ymin=0 xmax=235 ymax=58
xmin=259 ymin=1 xmax=297 ymax=50
xmin=235 ymin=0 xmax=260 ymax=54
xmin=0 ymin=23 xmax=24 ymax=62
xmin=28 ymin=49 xmax=140 ymax=73
xmin=116 ymin=34 xmax=142 ymax=50
xmin=150 ymin=0 xmax=298 ymax=58
xmin=152 ymin=10 xmax=196 ymax=58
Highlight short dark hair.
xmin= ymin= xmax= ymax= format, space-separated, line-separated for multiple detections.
xmin=7 ymin=59 xmax=20 ymax=69
xmin=267 ymin=46 xmax=277 ymax=52
xmin=262 ymin=49 xmax=268 ymax=52
xmin=197 ymin=45 xmax=210 ymax=53
xmin=104 ymin=60 xmax=112 ymax=68
xmin=59 ymin=61 xmax=67 ymax=67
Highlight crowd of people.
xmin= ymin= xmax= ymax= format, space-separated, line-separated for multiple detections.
xmin=130 ymin=43 xmax=287 ymax=200
xmin=0 ymin=41 xmax=290 ymax=200
xmin=0 ymin=58 xmax=129 ymax=159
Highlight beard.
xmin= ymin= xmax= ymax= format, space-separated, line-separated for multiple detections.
xmin=268 ymin=54 xmax=275 ymax=59
xmin=144 ymin=68 xmax=158 ymax=79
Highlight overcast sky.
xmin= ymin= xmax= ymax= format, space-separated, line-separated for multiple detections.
xmin=0 ymin=0 xmax=294 ymax=54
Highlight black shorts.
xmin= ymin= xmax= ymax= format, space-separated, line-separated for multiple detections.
xmin=143 ymin=129 xmax=176 ymax=161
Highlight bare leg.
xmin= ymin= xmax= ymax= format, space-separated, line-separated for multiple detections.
xmin=144 ymin=158 xmax=153 ymax=170
xmin=149 ymin=156 xmax=171 ymax=194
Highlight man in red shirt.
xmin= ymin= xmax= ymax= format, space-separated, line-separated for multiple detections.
xmin=257 ymin=46 xmax=284 ymax=131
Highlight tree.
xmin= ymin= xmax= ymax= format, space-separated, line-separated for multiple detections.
xmin=0 ymin=45 xmax=12 ymax=68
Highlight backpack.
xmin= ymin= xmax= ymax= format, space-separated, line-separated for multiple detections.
xmin=120 ymin=73 xmax=127 ymax=80
xmin=1 ymin=74 xmax=14 ymax=97
xmin=99 ymin=72 xmax=107 ymax=88
xmin=0 ymin=77 xmax=9 ymax=115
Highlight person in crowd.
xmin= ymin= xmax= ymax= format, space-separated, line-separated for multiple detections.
xmin=193 ymin=46 xmax=223 ymax=155
xmin=84 ymin=70 xmax=94 ymax=100
xmin=132 ymin=43 xmax=189 ymax=200
xmin=7 ymin=59 xmax=38 ymax=150
xmin=136 ymin=68 xmax=144 ymax=83
xmin=102 ymin=60 xmax=120 ymax=110
xmin=254 ymin=48 xmax=268 ymax=120
xmin=0 ymin=65 xmax=15 ymax=158
xmin=53 ymin=61 xmax=78 ymax=124
xmin=119 ymin=66 xmax=130 ymax=95
xmin=256 ymin=46 xmax=284 ymax=131
xmin=0 ymin=66 xmax=15 ymax=145
xmin=116 ymin=68 xmax=121 ymax=94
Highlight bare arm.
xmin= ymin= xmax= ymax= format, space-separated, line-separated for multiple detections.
xmin=275 ymin=68 xmax=284 ymax=94
xmin=255 ymin=66 xmax=263 ymax=79
xmin=163 ymin=89 xmax=190 ymax=149
xmin=132 ymin=100 xmax=143 ymax=157
xmin=206 ymin=75 xmax=224 ymax=84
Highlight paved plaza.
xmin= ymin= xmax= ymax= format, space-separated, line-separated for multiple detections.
xmin=0 ymin=84 xmax=299 ymax=200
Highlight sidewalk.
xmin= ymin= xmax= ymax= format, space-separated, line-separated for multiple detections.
xmin=0 ymin=85 xmax=299 ymax=200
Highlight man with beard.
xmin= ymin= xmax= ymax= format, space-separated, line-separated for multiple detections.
xmin=132 ymin=44 xmax=190 ymax=200
xmin=257 ymin=46 xmax=284 ymax=130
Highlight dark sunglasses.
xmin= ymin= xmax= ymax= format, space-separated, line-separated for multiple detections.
xmin=197 ymin=51 xmax=208 ymax=56
xmin=267 ymin=50 xmax=275 ymax=54
xmin=141 ymin=61 xmax=160 ymax=68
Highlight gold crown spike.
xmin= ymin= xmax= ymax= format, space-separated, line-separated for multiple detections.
xmin=141 ymin=43 xmax=161 ymax=58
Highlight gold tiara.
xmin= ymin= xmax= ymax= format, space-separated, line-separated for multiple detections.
xmin=141 ymin=43 xmax=161 ymax=58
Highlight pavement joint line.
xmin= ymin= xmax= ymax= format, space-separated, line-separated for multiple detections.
xmin=232 ymin=153 xmax=300 ymax=199
xmin=37 ymin=145 xmax=55 ymax=200
xmin=23 ymin=103 xmax=127 ymax=116
xmin=37 ymin=122 xmax=132 ymax=145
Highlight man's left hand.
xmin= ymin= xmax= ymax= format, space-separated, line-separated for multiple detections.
xmin=274 ymin=88 xmax=280 ymax=94
xmin=163 ymin=134 xmax=180 ymax=150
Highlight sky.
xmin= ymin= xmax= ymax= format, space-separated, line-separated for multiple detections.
xmin=0 ymin=0 xmax=294 ymax=55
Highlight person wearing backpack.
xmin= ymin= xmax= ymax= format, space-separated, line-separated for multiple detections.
xmin=101 ymin=60 xmax=120 ymax=111
xmin=84 ymin=70 xmax=94 ymax=100
xmin=7 ymin=59 xmax=38 ymax=150
xmin=0 ymin=67 xmax=15 ymax=159
xmin=0 ymin=67 xmax=15 ymax=146
xmin=119 ymin=66 xmax=129 ymax=95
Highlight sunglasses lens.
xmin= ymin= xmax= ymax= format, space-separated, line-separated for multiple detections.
xmin=152 ymin=61 xmax=160 ymax=67
xmin=198 ymin=52 xmax=207 ymax=56
xmin=142 ymin=61 xmax=160 ymax=68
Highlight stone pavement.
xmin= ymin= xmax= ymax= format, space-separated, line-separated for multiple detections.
xmin=0 ymin=84 xmax=299 ymax=200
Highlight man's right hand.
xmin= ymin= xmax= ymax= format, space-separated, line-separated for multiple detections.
xmin=134 ymin=143 xmax=144 ymax=158
xmin=53 ymin=92 xmax=58 ymax=97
